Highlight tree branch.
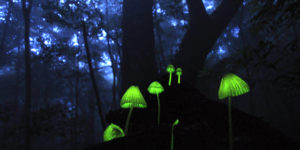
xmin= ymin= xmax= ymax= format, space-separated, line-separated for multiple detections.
xmin=186 ymin=0 xmax=210 ymax=26
xmin=211 ymin=0 xmax=243 ymax=33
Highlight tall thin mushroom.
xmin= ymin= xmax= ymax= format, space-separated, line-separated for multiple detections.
xmin=176 ymin=67 xmax=182 ymax=84
xmin=166 ymin=64 xmax=175 ymax=86
xmin=120 ymin=86 xmax=147 ymax=135
xmin=218 ymin=73 xmax=250 ymax=150
xmin=147 ymin=81 xmax=164 ymax=126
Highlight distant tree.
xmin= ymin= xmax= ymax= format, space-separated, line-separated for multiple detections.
xmin=174 ymin=0 xmax=243 ymax=85
xmin=22 ymin=0 xmax=33 ymax=150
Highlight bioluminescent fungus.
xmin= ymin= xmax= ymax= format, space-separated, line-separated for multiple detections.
xmin=103 ymin=123 xmax=125 ymax=142
xmin=147 ymin=81 xmax=164 ymax=126
xmin=166 ymin=64 xmax=175 ymax=86
xmin=171 ymin=119 xmax=179 ymax=150
xmin=176 ymin=67 xmax=182 ymax=84
xmin=218 ymin=73 xmax=250 ymax=150
xmin=120 ymin=86 xmax=147 ymax=135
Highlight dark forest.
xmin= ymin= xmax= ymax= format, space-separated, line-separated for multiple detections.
xmin=0 ymin=0 xmax=299 ymax=150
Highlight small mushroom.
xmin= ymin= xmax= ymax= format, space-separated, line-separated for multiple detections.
xmin=120 ymin=85 xmax=147 ymax=135
xmin=176 ymin=67 xmax=182 ymax=84
xmin=218 ymin=73 xmax=250 ymax=150
xmin=147 ymin=81 xmax=164 ymax=126
xmin=171 ymin=118 xmax=179 ymax=150
xmin=103 ymin=123 xmax=125 ymax=142
xmin=166 ymin=64 xmax=175 ymax=86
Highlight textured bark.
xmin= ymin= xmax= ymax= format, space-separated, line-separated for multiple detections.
xmin=22 ymin=0 xmax=32 ymax=150
xmin=121 ymin=0 xmax=157 ymax=94
xmin=174 ymin=0 xmax=243 ymax=85
xmin=82 ymin=21 xmax=107 ymax=129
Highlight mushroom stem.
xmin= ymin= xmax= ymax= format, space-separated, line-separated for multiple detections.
xmin=125 ymin=107 xmax=134 ymax=135
xmin=170 ymin=119 xmax=179 ymax=150
xmin=171 ymin=125 xmax=174 ymax=150
xmin=177 ymin=75 xmax=181 ymax=84
xmin=169 ymin=73 xmax=172 ymax=86
xmin=228 ymin=97 xmax=233 ymax=150
xmin=157 ymin=93 xmax=161 ymax=126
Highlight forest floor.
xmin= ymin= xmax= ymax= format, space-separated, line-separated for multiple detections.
xmin=85 ymin=75 xmax=300 ymax=150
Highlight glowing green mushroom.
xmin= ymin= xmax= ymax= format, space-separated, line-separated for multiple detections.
xmin=176 ymin=68 xmax=182 ymax=84
xmin=166 ymin=64 xmax=175 ymax=86
xmin=171 ymin=119 xmax=179 ymax=150
xmin=218 ymin=73 xmax=250 ymax=150
xmin=147 ymin=81 xmax=164 ymax=126
xmin=120 ymin=86 xmax=147 ymax=135
xmin=103 ymin=123 xmax=125 ymax=142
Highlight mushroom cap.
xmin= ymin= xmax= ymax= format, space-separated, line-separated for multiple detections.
xmin=172 ymin=118 xmax=179 ymax=127
xmin=147 ymin=81 xmax=164 ymax=95
xmin=120 ymin=86 xmax=147 ymax=109
xmin=166 ymin=64 xmax=175 ymax=73
xmin=103 ymin=123 xmax=125 ymax=142
xmin=176 ymin=67 xmax=182 ymax=76
xmin=218 ymin=73 xmax=250 ymax=100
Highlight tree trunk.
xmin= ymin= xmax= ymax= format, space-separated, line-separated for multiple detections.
xmin=82 ymin=21 xmax=107 ymax=129
xmin=121 ymin=0 xmax=157 ymax=94
xmin=22 ymin=0 xmax=32 ymax=150
xmin=105 ymin=0 xmax=118 ymax=110
xmin=74 ymin=49 xmax=80 ymax=150
xmin=174 ymin=0 xmax=243 ymax=86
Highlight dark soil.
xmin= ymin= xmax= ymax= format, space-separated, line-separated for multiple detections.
xmin=85 ymin=75 xmax=300 ymax=150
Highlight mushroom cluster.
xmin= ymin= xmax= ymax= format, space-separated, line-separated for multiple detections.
xmin=166 ymin=64 xmax=183 ymax=86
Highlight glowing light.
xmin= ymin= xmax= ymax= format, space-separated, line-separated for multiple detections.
xmin=148 ymin=81 xmax=164 ymax=126
xmin=217 ymin=46 xmax=226 ymax=55
xmin=98 ymin=30 xmax=107 ymax=41
xmin=231 ymin=27 xmax=240 ymax=38
xmin=58 ymin=56 xmax=66 ymax=63
xmin=0 ymin=5 xmax=7 ymax=22
xmin=53 ymin=26 xmax=61 ymax=33
xmin=170 ymin=19 xmax=177 ymax=26
xmin=103 ymin=123 xmax=125 ymax=142
xmin=171 ymin=119 xmax=179 ymax=150
xmin=218 ymin=73 xmax=250 ymax=100
xmin=218 ymin=73 xmax=249 ymax=150
xmin=31 ymin=48 xmax=40 ymax=55
xmin=120 ymin=86 xmax=147 ymax=109
xmin=176 ymin=68 xmax=182 ymax=84
xmin=42 ymin=33 xmax=52 ymax=46
xmin=120 ymin=86 xmax=147 ymax=134
xmin=202 ymin=0 xmax=215 ymax=13
xmin=71 ymin=34 xmax=79 ymax=47
xmin=180 ymin=20 xmax=187 ymax=25
xmin=78 ymin=61 xmax=85 ymax=69
xmin=166 ymin=64 xmax=175 ymax=86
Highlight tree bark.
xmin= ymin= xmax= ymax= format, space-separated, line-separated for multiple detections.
xmin=82 ymin=21 xmax=107 ymax=129
xmin=174 ymin=0 xmax=243 ymax=85
xmin=22 ymin=0 xmax=32 ymax=150
xmin=121 ymin=0 xmax=157 ymax=94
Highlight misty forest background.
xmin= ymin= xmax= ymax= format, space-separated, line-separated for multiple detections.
xmin=0 ymin=0 xmax=299 ymax=149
